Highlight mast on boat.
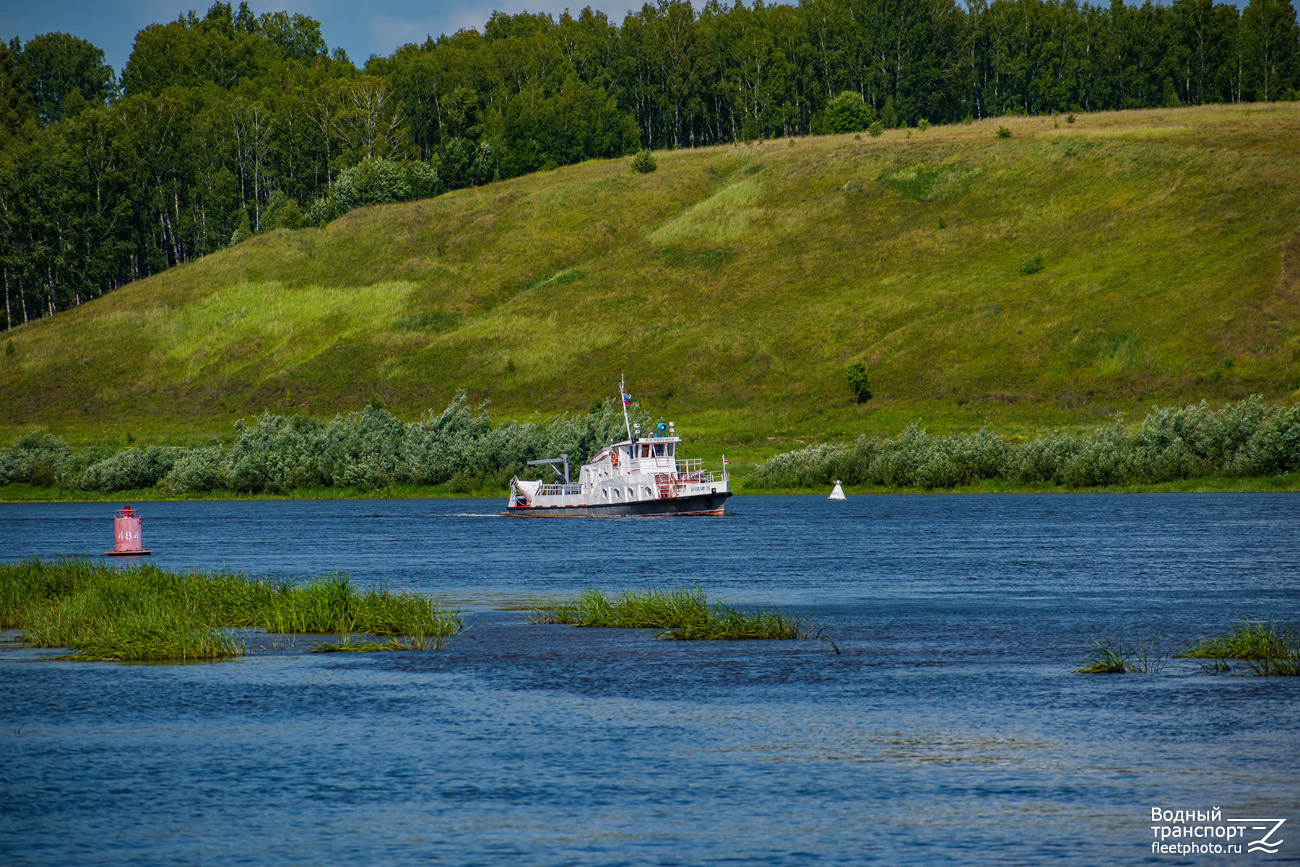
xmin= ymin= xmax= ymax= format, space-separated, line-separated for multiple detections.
xmin=620 ymin=373 xmax=633 ymax=442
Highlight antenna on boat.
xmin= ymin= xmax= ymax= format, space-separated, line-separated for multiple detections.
xmin=620 ymin=373 xmax=633 ymax=442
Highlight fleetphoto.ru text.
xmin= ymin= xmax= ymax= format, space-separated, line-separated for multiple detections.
xmin=1151 ymin=808 xmax=1287 ymax=857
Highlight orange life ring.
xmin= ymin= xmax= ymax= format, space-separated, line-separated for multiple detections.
xmin=611 ymin=452 xmax=619 ymax=467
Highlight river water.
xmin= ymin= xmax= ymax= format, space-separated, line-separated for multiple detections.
xmin=2 ymin=494 xmax=1298 ymax=865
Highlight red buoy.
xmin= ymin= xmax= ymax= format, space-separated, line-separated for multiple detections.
xmin=105 ymin=505 xmax=153 ymax=556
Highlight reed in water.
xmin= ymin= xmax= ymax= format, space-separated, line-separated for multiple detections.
xmin=533 ymin=587 xmax=809 ymax=640
xmin=0 ymin=559 xmax=461 ymax=662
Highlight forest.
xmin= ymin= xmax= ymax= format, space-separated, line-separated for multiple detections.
xmin=2 ymin=0 xmax=1299 ymax=330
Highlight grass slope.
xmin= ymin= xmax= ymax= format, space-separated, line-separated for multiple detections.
xmin=3 ymin=104 xmax=1299 ymax=460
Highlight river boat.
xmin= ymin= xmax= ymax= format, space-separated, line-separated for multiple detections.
xmin=505 ymin=379 xmax=732 ymax=517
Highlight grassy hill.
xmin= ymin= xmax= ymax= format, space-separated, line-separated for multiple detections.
xmin=3 ymin=104 xmax=1299 ymax=463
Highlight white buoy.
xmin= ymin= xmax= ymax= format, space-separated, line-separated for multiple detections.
xmin=829 ymin=480 xmax=847 ymax=500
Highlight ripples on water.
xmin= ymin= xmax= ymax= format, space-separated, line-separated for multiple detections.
xmin=2 ymin=494 xmax=1298 ymax=864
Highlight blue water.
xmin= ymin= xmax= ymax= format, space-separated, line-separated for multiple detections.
xmin=2 ymin=494 xmax=1298 ymax=864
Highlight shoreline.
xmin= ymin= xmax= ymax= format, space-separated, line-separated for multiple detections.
xmin=3 ymin=472 xmax=1298 ymax=503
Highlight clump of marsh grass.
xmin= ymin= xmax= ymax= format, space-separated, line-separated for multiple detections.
xmin=1179 ymin=618 xmax=1293 ymax=660
xmin=255 ymin=573 xmax=460 ymax=638
xmin=1073 ymin=633 xmax=1165 ymax=674
xmin=70 ymin=625 xmax=242 ymax=662
xmin=0 ymin=559 xmax=461 ymax=662
xmin=1247 ymin=655 xmax=1300 ymax=676
xmin=673 ymin=604 xmax=807 ymax=640
xmin=534 ymin=587 xmax=711 ymax=630
xmin=1180 ymin=619 xmax=1300 ymax=677
xmin=1073 ymin=642 xmax=1131 ymax=673
xmin=1126 ymin=632 xmax=1165 ymax=673
xmin=1077 ymin=622 xmax=1300 ymax=677
xmin=532 ymin=587 xmax=810 ymax=640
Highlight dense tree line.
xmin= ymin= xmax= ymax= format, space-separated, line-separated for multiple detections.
xmin=3 ymin=0 xmax=1299 ymax=330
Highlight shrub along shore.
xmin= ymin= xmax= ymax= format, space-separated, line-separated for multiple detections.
xmin=749 ymin=397 xmax=1300 ymax=491
xmin=2 ymin=396 xmax=1297 ymax=500
xmin=0 ymin=560 xmax=462 ymax=661
xmin=0 ymin=393 xmax=650 ymax=498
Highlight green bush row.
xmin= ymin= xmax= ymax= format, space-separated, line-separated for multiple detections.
xmin=7 ymin=396 xmax=1296 ymax=495
xmin=0 ymin=392 xmax=649 ymax=494
xmin=749 ymin=397 xmax=1300 ymax=489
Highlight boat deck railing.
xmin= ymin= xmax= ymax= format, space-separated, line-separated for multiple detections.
xmin=676 ymin=458 xmax=704 ymax=476
xmin=674 ymin=470 xmax=725 ymax=484
xmin=675 ymin=459 xmax=726 ymax=484
xmin=537 ymin=483 xmax=584 ymax=497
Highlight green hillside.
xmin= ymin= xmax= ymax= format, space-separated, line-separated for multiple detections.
xmin=3 ymin=104 xmax=1299 ymax=458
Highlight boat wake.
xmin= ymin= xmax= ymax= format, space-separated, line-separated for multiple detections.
xmin=351 ymin=513 xmax=505 ymax=519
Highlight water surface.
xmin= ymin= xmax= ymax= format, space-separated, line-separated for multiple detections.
xmin=2 ymin=494 xmax=1297 ymax=864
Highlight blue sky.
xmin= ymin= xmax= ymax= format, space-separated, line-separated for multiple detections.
xmin=1 ymin=0 xmax=639 ymax=74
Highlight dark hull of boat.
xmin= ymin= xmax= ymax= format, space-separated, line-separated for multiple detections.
xmin=505 ymin=491 xmax=731 ymax=517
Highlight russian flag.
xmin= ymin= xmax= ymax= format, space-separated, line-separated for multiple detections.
xmin=622 ymin=392 xmax=632 ymax=407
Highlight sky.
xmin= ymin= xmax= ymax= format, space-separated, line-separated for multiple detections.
xmin=0 ymin=0 xmax=639 ymax=74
